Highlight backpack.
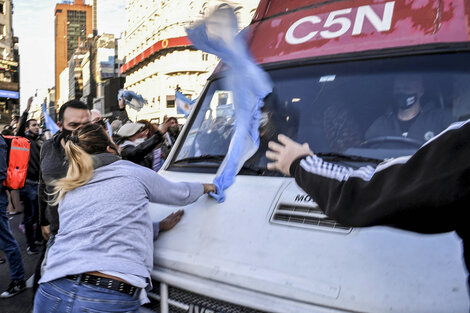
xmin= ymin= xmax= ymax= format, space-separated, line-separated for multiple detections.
xmin=1 ymin=135 xmax=30 ymax=190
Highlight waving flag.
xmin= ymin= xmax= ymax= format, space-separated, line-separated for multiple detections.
xmin=42 ymin=102 xmax=59 ymax=135
xmin=187 ymin=5 xmax=273 ymax=202
xmin=106 ymin=121 xmax=113 ymax=137
xmin=117 ymin=89 xmax=147 ymax=111
xmin=176 ymin=91 xmax=196 ymax=117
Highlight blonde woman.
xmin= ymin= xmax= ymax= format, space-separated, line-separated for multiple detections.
xmin=33 ymin=123 xmax=215 ymax=313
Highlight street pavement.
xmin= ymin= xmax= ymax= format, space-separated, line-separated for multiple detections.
xmin=0 ymin=212 xmax=41 ymax=313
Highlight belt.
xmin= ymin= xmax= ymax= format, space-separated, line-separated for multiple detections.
xmin=66 ymin=273 xmax=140 ymax=297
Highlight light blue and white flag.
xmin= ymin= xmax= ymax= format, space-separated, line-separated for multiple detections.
xmin=176 ymin=91 xmax=196 ymax=117
xmin=106 ymin=121 xmax=113 ymax=137
xmin=187 ymin=5 xmax=272 ymax=202
xmin=117 ymin=89 xmax=147 ymax=111
xmin=42 ymin=102 xmax=59 ymax=135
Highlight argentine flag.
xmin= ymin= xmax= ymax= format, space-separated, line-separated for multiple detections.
xmin=176 ymin=91 xmax=195 ymax=117
xmin=117 ymin=89 xmax=147 ymax=111
xmin=42 ymin=102 xmax=59 ymax=135
xmin=187 ymin=5 xmax=272 ymax=202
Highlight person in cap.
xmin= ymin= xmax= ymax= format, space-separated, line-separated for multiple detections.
xmin=117 ymin=122 xmax=164 ymax=169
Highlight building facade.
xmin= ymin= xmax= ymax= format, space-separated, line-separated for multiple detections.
xmin=0 ymin=0 xmax=19 ymax=125
xmin=68 ymin=44 xmax=87 ymax=102
xmin=54 ymin=0 xmax=92 ymax=104
xmin=121 ymin=0 xmax=260 ymax=123
xmin=58 ymin=67 xmax=70 ymax=107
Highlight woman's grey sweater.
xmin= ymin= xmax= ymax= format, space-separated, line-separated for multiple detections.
xmin=39 ymin=159 xmax=203 ymax=284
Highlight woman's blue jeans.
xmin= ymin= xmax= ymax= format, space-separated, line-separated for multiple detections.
xmin=33 ymin=277 xmax=140 ymax=313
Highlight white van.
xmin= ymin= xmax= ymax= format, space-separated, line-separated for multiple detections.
xmin=145 ymin=1 xmax=470 ymax=312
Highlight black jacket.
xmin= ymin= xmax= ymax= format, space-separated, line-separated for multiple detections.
xmin=120 ymin=131 xmax=164 ymax=169
xmin=365 ymin=105 xmax=453 ymax=144
xmin=38 ymin=132 xmax=67 ymax=235
xmin=291 ymin=120 xmax=470 ymax=286
xmin=16 ymin=111 xmax=42 ymax=182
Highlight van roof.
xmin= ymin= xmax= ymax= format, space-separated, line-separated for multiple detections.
xmin=246 ymin=0 xmax=470 ymax=65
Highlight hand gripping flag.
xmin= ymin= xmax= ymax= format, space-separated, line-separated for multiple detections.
xmin=176 ymin=91 xmax=196 ymax=117
xmin=187 ymin=5 xmax=273 ymax=202
xmin=42 ymin=102 xmax=59 ymax=135
xmin=117 ymin=89 xmax=147 ymax=111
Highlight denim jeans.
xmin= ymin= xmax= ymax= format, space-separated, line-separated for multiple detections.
xmin=19 ymin=182 xmax=39 ymax=247
xmin=34 ymin=277 xmax=140 ymax=313
xmin=0 ymin=190 xmax=25 ymax=281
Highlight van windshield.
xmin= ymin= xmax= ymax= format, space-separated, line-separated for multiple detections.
xmin=171 ymin=52 xmax=470 ymax=175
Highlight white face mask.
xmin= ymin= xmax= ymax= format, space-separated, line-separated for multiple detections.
xmin=259 ymin=112 xmax=270 ymax=128
xmin=133 ymin=138 xmax=146 ymax=145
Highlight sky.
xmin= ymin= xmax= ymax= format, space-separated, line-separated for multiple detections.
xmin=12 ymin=0 xmax=127 ymax=111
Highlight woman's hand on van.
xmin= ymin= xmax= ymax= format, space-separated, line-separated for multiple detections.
xmin=159 ymin=210 xmax=184 ymax=232
xmin=203 ymin=183 xmax=217 ymax=194
xmin=266 ymin=134 xmax=314 ymax=176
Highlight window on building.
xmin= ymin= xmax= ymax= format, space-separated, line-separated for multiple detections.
xmin=0 ymin=48 xmax=5 ymax=59
xmin=166 ymin=95 xmax=175 ymax=108
xmin=67 ymin=10 xmax=87 ymax=61
xmin=0 ymin=24 xmax=5 ymax=37
xmin=0 ymin=2 xmax=5 ymax=14
xmin=202 ymin=53 xmax=209 ymax=61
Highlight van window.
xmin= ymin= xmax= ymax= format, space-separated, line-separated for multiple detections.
xmin=171 ymin=52 xmax=470 ymax=175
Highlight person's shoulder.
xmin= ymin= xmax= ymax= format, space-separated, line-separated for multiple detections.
xmin=366 ymin=114 xmax=391 ymax=131
xmin=41 ymin=138 xmax=54 ymax=148
xmin=107 ymin=159 xmax=153 ymax=174
xmin=103 ymin=160 xmax=157 ymax=186
xmin=421 ymin=107 xmax=453 ymax=123
xmin=40 ymin=134 xmax=63 ymax=159
xmin=43 ymin=132 xmax=62 ymax=147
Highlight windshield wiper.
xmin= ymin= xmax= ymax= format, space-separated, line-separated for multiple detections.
xmin=316 ymin=152 xmax=383 ymax=165
xmin=173 ymin=154 xmax=226 ymax=165
xmin=239 ymin=163 xmax=266 ymax=175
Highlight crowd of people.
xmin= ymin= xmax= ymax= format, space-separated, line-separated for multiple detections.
xmin=0 ymin=97 xmax=214 ymax=312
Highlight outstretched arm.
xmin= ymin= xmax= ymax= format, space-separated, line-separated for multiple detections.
xmin=15 ymin=97 xmax=33 ymax=137
xmin=267 ymin=122 xmax=470 ymax=233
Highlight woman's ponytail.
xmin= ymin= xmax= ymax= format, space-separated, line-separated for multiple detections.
xmin=49 ymin=123 xmax=113 ymax=205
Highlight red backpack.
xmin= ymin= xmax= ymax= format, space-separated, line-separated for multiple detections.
xmin=1 ymin=135 xmax=30 ymax=190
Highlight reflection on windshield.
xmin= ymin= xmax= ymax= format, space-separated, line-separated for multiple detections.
xmin=173 ymin=53 xmax=470 ymax=174
xmin=175 ymin=88 xmax=235 ymax=162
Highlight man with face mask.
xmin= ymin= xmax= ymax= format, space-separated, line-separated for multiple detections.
xmin=365 ymin=75 xmax=452 ymax=145
xmin=15 ymin=97 xmax=43 ymax=255
xmin=35 ymin=100 xmax=90 ymax=300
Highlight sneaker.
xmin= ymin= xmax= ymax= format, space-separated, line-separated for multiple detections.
xmin=0 ymin=279 xmax=26 ymax=298
xmin=26 ymin=246 xmax=39 ymax=255
xmin=0 ymin=257 xmax=5 ymax=264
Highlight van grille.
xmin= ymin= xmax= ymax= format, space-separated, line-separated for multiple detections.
xmin=271 ymin=204 xmax=351 ymax=233
xmin=143 ymin=281 xmax=266 ymax=313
